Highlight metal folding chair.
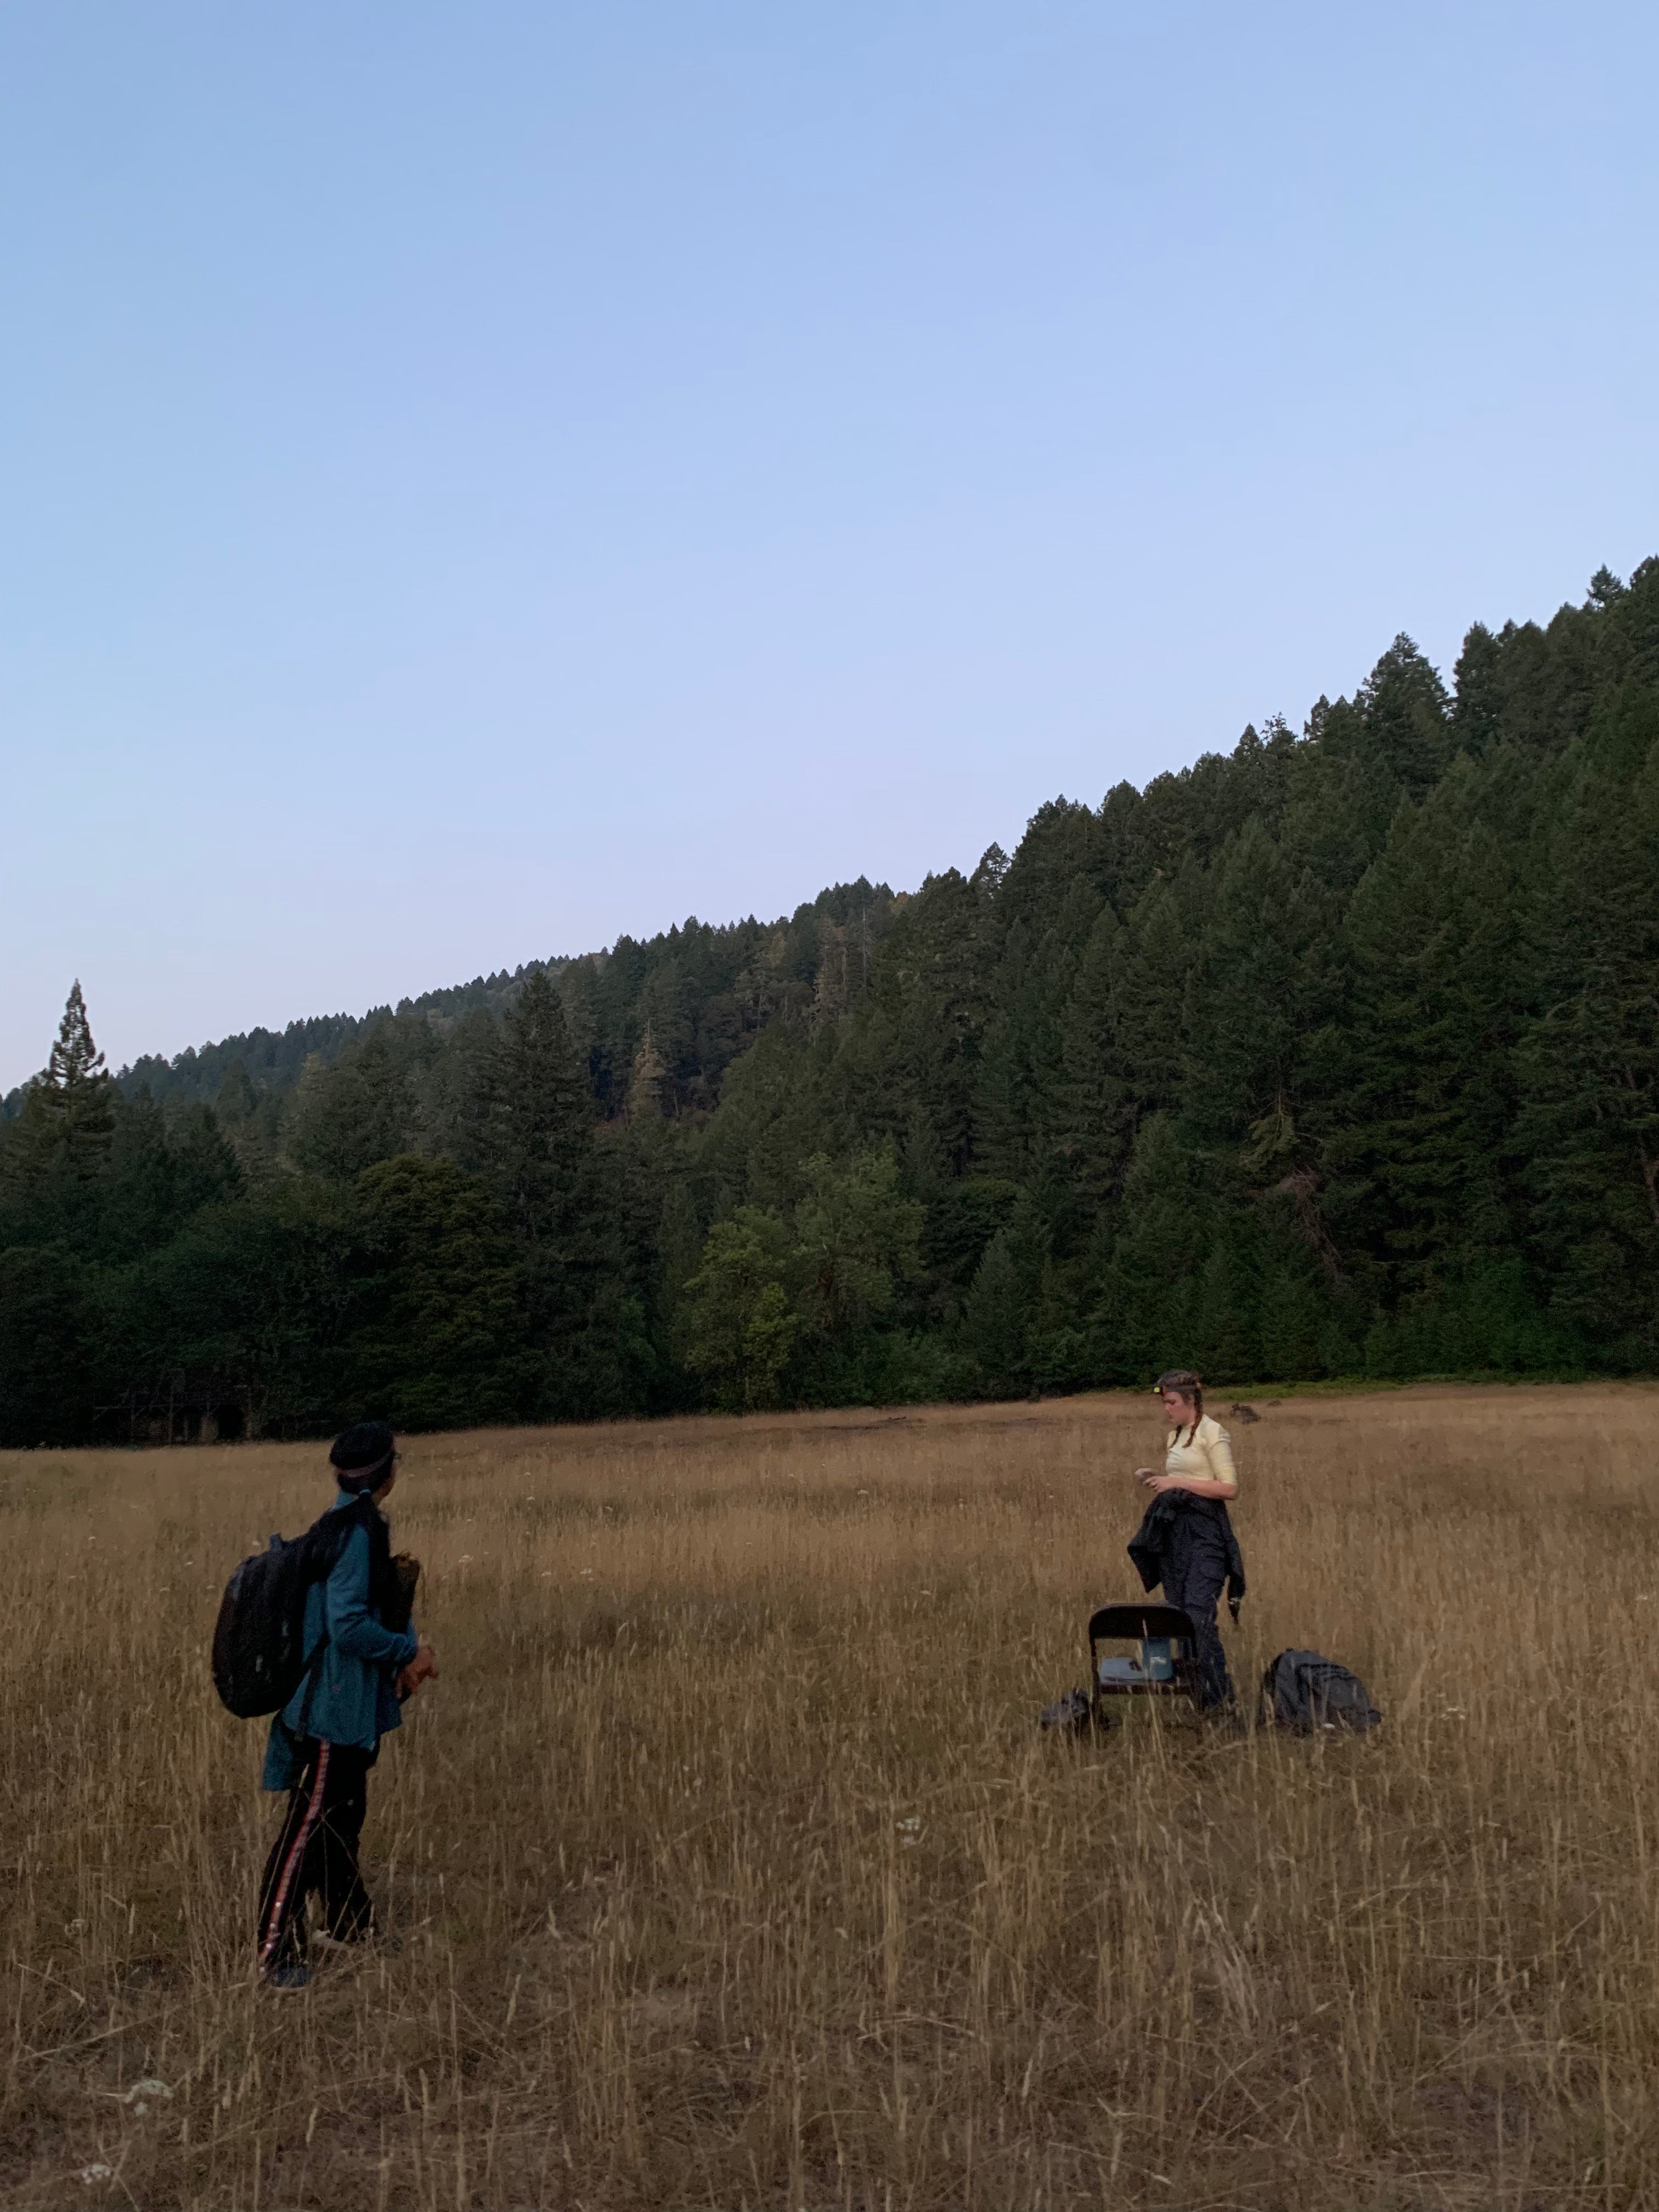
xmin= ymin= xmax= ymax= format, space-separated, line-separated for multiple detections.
xmin=1087 ymin=1602 xmax=1200 ymax=1720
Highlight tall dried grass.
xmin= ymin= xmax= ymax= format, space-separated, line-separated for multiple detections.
xmin=3 ymin=1386 xmax=1658 ymax=2209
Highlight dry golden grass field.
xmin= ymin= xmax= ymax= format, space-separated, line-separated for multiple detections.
xmin=4 ymin=1386 xmax=1659 ymax=2211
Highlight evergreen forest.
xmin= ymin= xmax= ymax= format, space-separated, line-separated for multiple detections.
xmin=4 ymin=561 xmax=1657 ymax=1446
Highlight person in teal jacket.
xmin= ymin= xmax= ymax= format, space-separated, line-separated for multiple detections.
xmin=256 ymin=1422 xmax=438 ymax=1988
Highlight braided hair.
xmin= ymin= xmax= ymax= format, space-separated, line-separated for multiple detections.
xmin=1155 ymin=1368 xmax=1204 ymax=1448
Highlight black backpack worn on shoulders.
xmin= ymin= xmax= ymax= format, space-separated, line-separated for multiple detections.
xmin=1260 ymin=1648 xmax=1382 ymax=1735
xmin=212 ymin=1497 xmax=376 ymax=1720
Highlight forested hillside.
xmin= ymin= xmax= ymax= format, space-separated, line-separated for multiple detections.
xmin=4 ymin=562 xmax=1656 ymax=1444
xmin=48 ymin=875 xmax=901 ymax=1122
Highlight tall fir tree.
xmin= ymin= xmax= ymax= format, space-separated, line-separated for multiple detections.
xmin=479 ymin=968 xmax=591 ymax=1249
xmin=36 ymin=980 xmax=117 ymax=1176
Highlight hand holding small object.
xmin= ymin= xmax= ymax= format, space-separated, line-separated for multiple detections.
xmin=396 ymin=1643 xmax=439 ymax=1701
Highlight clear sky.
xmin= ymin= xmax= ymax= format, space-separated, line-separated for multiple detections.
xmin=4 ymin=1 xmax=1656 ymax=1091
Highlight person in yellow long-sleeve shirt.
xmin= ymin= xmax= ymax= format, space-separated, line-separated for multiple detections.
xmin=1132 ymin=1369 xmax=1243 ymax=1711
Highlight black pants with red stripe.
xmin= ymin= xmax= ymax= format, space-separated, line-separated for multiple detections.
xmin=256 ymin=1739 xmax=375 ymax=1972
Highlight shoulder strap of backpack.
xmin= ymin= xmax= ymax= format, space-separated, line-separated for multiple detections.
xmin=292 ymin=1627 xmax=329 ymax=1735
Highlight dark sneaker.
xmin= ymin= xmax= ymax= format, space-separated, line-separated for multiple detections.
xmin=264 ymin=1963 xmax=312 ymax=1991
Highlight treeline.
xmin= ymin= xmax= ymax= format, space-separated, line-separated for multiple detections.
xmin=3 ymin=562 xmax=1657 ymax=1444
xmin=54 ymin=877 xmax=900 ymax=1123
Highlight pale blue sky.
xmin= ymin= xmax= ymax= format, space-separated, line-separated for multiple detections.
xmin=4 ymin=1 xmax=1656 ymax=1089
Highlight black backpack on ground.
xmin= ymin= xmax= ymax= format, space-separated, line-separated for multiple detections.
xmin=211 ymin=1498 xmax=376 ymax=1719
xmin=1039 ymin=1688 xmax=1096 ymax=1735
xmin=1260 ymin=1649 xmax=1381 ymax=1735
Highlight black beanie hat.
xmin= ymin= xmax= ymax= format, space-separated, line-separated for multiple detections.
xmin=330 ymin=1419 xmax=397 ymax=1493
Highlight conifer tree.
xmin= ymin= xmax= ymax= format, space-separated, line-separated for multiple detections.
xmin=1353 ymin=634 xmax=1453 ymax=795
xmin=25 ymin=981 xmax=116 ymax=1177
xmin=481 ymin=968 xmax=591 ymax=1248
xmin=961 ymin=1227 xmax=1025 ymax=1394
xmin=1515 ymin=747 xmax=1659 ymax=1356
xmin=216 ymin=1058 xmax=257 ymax=1124
xmin=627 ymin=1027 xmax=667 ymax=1122
xmin=477 ymin=967 xmax=611 ymax=1403
xmin=287 ymin=1025 xmax=410 ymax=1178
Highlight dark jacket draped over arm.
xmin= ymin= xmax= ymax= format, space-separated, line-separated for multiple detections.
xmin=1127 ymin=1492 xmax=1246 ymax=1621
